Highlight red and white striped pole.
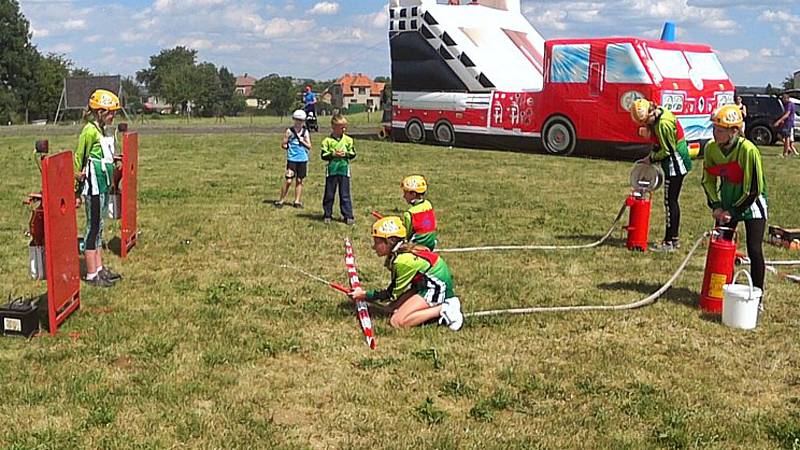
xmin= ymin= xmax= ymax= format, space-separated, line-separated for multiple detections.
xmin=344 ymin=237 xmax=376 ymax=349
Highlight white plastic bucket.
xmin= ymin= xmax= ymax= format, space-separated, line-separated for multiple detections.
xmin=722 ymin=270 xmax=762 ymax=330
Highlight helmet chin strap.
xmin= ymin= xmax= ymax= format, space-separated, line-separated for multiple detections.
xmin=391 ymin=241 xmax=404 ymax=253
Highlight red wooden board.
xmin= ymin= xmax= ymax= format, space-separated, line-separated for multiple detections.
xmin=121 ymin=132 xmax=139 ymax=258
xmin=41 ymin=151 xmax=81 ymax=335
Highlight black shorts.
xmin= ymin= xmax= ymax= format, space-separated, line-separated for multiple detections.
xmin=285 ymin=161 xmax=307 ymax=179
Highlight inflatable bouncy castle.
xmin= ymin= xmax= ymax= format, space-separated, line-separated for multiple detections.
xmin=388 ymin=0 xmax=735 ymax=156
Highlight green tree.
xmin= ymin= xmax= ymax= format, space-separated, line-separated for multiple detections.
xmin=122 ymin=76 xmax=143 ymax=113
xmin=217 ymin=66 xmax=244 ymax=116
xmin=159 ymin=64 xmax=196 ymax=115
xmin=70 ymin=67 xmax=92 ymax=77
xmin=136 ymin=46 xmax=197 ymax=98
xmin=12 ymin=52 xmax=72 ymax=123
xmin=781 ymin=75 xmax=795 ymax=91
xmin=191 ymin=62 xmax=221 ymax=117
xmin=253 ymin=74 xmax=295 ymax=117
xmin=0 ymin=0 xmax=37 ymax=122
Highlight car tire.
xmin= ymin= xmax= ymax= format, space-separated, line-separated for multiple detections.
xmin=748 ymin=125 xmax=773 ymax=146
xmin=433 ymin=120 xmax=455 ymax=145
xmin=542 ymin=115 xmax=577 ymax=156
xmin=404 ymin=119 xmax=425 ymax=144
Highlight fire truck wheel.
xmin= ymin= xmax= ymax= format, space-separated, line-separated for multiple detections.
xmin=543 ymin=116 xmax=576 ymax=156
xmin=405 ymin=119 xmax=426 ymax=143
xmin=433 ymin=120 xmax=455 ymax=145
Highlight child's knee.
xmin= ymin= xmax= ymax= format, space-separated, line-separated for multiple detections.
xmin=389 ymin=313 xmax=407 ymax=328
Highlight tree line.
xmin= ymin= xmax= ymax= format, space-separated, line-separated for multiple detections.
xmin=0 ymin=1 xmax=346 ymax=123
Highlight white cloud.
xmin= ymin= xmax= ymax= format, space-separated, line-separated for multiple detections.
xmin=717 ymin=49 xmax=750 ymax=63
xmin=49 ymin=43 xmax=74 ymax=54
xmin=30 ymin=26 xmax=49 ymax=38
xmin=84 ymin=35 xmax=102 ymax=43
xmin=356 ymin=9 xmax=389 ymax=29
xmin=524 ymin=0 xmax=738 ymax=37
xmin=215 ymin=44 xmax=243 ymax=53
xmin=759 ymin=9 xmax=800 ymax=34
xmin=262 ymin=18 xmax=314 ymax=38
xmin=63 ymin=19 xmax=87 ymax=31
xmin=175 ymin=37 xmax=213 ymax=50
xmin=154 ymin=0 xmax=226 ymax=12
xmin=309 ymin=2 xmax=340 ymax=15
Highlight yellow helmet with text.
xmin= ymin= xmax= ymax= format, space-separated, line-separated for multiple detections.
xmin=710 ymin=104 xmax=744 ymax=129
xmin=88 ymin=89 xmax=121 ymax=111
xmin=401 ymin=175 xmax=428 ymax=194
xmin=371 ymin=216 xmax=407 ymax=240
xmin=630 ymin=98 xmax=653 ymax=125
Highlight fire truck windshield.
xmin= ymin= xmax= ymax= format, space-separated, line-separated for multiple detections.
xmin=647 ymin=47 xmax=728 ymax=82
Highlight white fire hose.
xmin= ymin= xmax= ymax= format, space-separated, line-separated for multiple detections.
xmin=465 ymin=233 xmax=708 ymax=318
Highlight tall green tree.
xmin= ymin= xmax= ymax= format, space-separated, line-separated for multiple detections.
xmin=217 ymin=66 xmax=244 ymax=116
xmin=253 ymin=74 xmax=295 ymax=117
xmin=159 ymin=64 xmax=196 ymax=115
xmin=191 ymin=62 xmax=221 ymax=116
xmin=0 ymin=0 xmax=37 ymax=122
xmin=136 ymin=46 xmax=197 ymax=99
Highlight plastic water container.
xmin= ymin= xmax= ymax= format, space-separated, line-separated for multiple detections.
xmin=29 ymin=245 xmax=45 ymax=280
xmin=722 ymin=270 xmax=762 ymax=330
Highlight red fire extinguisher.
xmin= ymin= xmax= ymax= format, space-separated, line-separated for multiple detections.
xmin=699 ymin=227 xmax=737 ymax=313
xmin=625 ymin=190 xmax=652 ymax=252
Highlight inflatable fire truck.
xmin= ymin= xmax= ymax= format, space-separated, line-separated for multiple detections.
xmin=387 ymin=0 xmax=735 ymax=156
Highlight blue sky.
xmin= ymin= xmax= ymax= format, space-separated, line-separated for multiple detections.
xmin=20 ymin=0 xmax=800 ymax=86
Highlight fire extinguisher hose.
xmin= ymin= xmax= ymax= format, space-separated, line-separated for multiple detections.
xmin=437 ymin=200 xmax=629 ymax=253
xmin=465 ymin=232 xmax=708 ymax=318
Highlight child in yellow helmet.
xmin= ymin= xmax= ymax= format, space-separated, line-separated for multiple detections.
xmin=349 ymin=216 xmax=463 ymax=331
xmin=401 ymin=175 xmax=437 ymax=250
xmin=703 ymin=105 xmax=768 ymax=291
xmin=74 ymin=89 xmax=123 ymax=287
xmin=630 ymin=98 xmax=692 ymax=252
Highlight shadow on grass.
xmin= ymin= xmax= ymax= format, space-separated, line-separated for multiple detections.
xmin=336 ymin=300 xmax=393 ymax=317
xmin=107 ymin=237 xmax=121 ymax=257
xmin=294 ymin=211 xmax=357 ymax=225
xmin=597 ymin=281 xmax=698 ymax=308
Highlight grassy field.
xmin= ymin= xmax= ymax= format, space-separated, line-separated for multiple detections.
xmin=0 ymin=127 xmax=798 ymax=449
xmin=0 ymin=111 xmax=383 ymax=136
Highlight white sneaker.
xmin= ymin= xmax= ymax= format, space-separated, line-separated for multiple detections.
xmin=439 ymin=297 xmax=464 ymax=331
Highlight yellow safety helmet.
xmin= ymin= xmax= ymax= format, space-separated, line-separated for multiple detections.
xmin=630 ymin=98 xmax=653 ymax=125
xmin=401 ymin=175 xmax=427 ymax=194
xmin=88 ymin=89 xmax=121 ymax=111
xmin=710 ymin=104 xmax=744 ymax=129
xmin=372 ymin=216 xmax=407 ymax=240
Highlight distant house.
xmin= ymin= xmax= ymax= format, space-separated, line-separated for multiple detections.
xmin=236 ymin=73 xmax=260 ymax=108
xmin=327 ymin=73 xmax=385 ymax=111
xmin=140 ymin=87 xmax=172 ymax=114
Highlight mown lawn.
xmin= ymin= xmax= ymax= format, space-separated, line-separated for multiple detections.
xmin=0 ymin=111 xmax=383 ymax=136
xmin=0 ymin=128 xmax=798 ymax=449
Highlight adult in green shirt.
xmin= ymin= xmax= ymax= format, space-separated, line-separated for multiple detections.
xmin=702 ymin=105 xmax=768 ymax=290
xmin=74 ymin=89 xmax=123 ymax=287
